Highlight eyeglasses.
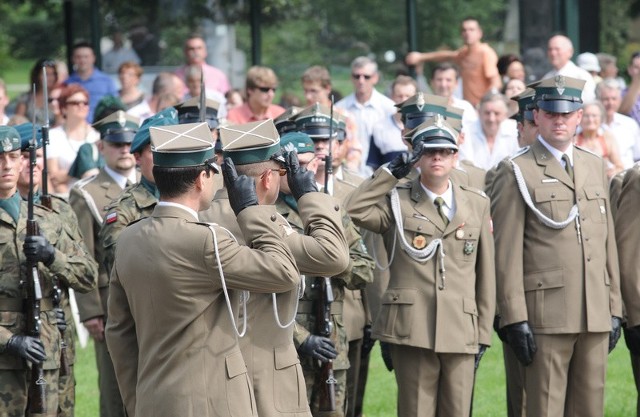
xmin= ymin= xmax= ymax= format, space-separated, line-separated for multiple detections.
xmin=423 ymin=148 xmax=457 ymax=157
xmin=255 ymin=86 xmax=277 ymax=93
xmin=262 ymin=167 xmax=287 ymax=177
xmin=66 ymin=100 xmax=89 ymax=107
xmin=352 ymin=73 xmax=373 ymax=80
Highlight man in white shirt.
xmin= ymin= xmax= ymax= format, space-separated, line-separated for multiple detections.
xmin=598 ymin=78 xmax=640 ymax=168
xmin=543 ymin=35 xmax=596 ymax=103
xmin=430 ymin=63 xmax=478 ymax=132
xmin=336 ymin=56 xmax=396 ymax=176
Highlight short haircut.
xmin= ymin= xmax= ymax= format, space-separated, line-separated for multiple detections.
xmin=301 ymin=66 xmax=332 ymax=89
xmin=234 ymin=160 xmax=280 ymax=177
xmin=59 ymin=84 xmax=90 ymax=108
xmin=246 ymin=66 xmax=278 ymax=90
xmin=350 ymin=56 xmax=378 ymax=74
xmin=72 ymin=40 xmax=94 ymax=53
xmin=461 ymin=17 xmax=480 ymax=27
xmin=118 ymin=61 xmax=143 ymax=78
xmin=153 ymin=165 xmax=208 ymax=199
xmin=184 ymin=65 xmax=203 ymax=81
xmin=596 ymin=53 xmax=616 ymax=69
xmin=582 ymin=100 xmax=606 ymax=118
xmin=152 ymin=72 xmax=177 ymax=96
xmin=478 ymin=90 xmax=508 ymax=110
xmin=391 ymin=75 xmax=418 ymax=94
xmin=431 ymin=62 xmax=459 ymax=79
xmin=596 ymin=78 xmax=621 ymax=99
xmin=184 ymin=34 xmax=206 ymax=47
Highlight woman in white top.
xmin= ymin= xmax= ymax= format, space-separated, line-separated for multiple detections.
xmin=47 ymin=84 xmax=100 ymax=195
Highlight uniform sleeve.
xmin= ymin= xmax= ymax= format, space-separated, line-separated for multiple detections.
xmin=334 ymin=217 xmax=375 ymax=290
xmin=286 ymin=192 xmax=350 ymax=277
xmin=603 ymin=162 xmax=622 ymax=319
xmin=490 ymin=160 xmax=528 ymax=326
xmin=344 ymin=167 xmax=398 ymax=234
xmin=475 ymin=198 xmax=496 ymax=346
xmin=616 ymin=168 xmax=640 ymax=325
xmin=105 ymin=265 xmax=138 ymax=416
xmin=206 ymin=205 xmax=300 ymax=293
xmin=293 ymin=320 xmax=311 ymax=348
xmin=99 ymin=200 xmax=137 ymax=283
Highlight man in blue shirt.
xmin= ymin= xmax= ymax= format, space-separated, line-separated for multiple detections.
xmin=65 ymin=41 xmax=118 ymax=123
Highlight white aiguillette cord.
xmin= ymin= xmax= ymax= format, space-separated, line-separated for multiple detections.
xmin=389 ymin=188 xmax=447 ymax=289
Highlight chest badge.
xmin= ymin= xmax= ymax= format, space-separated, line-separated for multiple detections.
xmin=464 ymin=240 xmax=475 ymax=255
xmin=455 ymin=228 xmax=465 ymax=239
xmin=413 ymin=234 xmax=427 ymax=250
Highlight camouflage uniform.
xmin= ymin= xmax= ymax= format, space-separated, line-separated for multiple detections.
xmin=99 ymin=180 xmax=159 ymax=276
xmin=0 ymin=197 xmax=97 ymax=417
xmin=282 ymin=198 xmax=374 ymax=417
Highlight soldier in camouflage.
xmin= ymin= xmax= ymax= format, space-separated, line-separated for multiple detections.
xmin=0 ymin=125 xmax=97 ymax=416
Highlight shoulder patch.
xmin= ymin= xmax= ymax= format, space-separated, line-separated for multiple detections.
xmin=105 ymin=212 xmax=118 ymax=224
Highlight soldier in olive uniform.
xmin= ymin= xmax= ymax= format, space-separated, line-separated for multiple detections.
xmin=105 ymin=122 xmax=301 ymax=417
xmin=14 ymin=122 xmax=96 ymax=416
xmin=613 ymin=165 xmax=640 ymax=417
xmin=0 ymin=126 xmax=97 ymax=416
xmin=200 ymin=124 xmax=350 ymax=417
xmin=491 ymin=76 xmax=622 ymax=417
xmin=99 ymin=109 xmax=178 ymax=279
xmin=69 ymin=111 xmax=139 ymax=417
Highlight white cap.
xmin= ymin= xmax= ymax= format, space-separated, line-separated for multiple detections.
xmin=577 ymin=52 xmax=601 ymax=73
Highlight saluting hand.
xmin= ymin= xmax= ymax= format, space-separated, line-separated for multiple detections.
xmin=285 ymin=151 xmax=317 ymax=200
xmin=387 ymin=142 xmax=424 ymax=179
xmin=222 ymin=157 xmax=259 ymax=215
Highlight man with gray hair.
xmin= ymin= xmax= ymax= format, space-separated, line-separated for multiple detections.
xmin=336 ymin=56 xmax=396 ymax=176
xmin=127 ymin=72 xmax=185 ymax=120
xmin=543 ymin=35 xmax=596 ymax=102
xmin=597 ymin=78 xmax=640 ymax=169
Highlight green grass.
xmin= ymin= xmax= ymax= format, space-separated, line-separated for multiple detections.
xmin=73 ymin=333 xmax=636 ymax=417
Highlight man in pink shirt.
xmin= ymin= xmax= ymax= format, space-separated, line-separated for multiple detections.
xmin=174 ymin=34 xmax=230 ymax=96
xmin=227 ymin=66 xmax=285 ymax=123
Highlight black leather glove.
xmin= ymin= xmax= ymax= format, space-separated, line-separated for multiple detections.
xmin=494 ymin=315 xmax=507 ymax=343
xmin=361 ymin=325 xmax=376 ymax=358
xmin=380 ymin=341 xmax=394 ymax=371
xmin=5 ymin=335 xmax=46 ymax=364
xmin=285 ymin=151 xmax=317 ymax=200
xmin=504 ymin=321 xmax=537 ymax=366
xmin=609 ymin=316 xmax=623 ymax=353
xmin=625 ymin=324 xmax=640 ymax=356
xmin=475 ymin=344 xmax=488 ymax=370
xmin=387 ymin=142 xmax=423 ymax=179
xmin=298 ymin=335 xmax=337 ymax=363
xmin=23 ymin=235 xmax=56 ymax=267
xmin=222 ymin=157 xmax=259 ymax=215
xmin=55 ymin=308 xmax=67 ymax=333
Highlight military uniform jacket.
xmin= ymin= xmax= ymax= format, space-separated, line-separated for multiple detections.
xmin=491 ymin=139 xmax=622 ymax=334
xmin=69 ymin=168 xmax=127 ymax=322
xmin=201 ymin=189 xmax=348 ymax=417
xmin=0 ymin=200 xmax=97 ymax=370
xmin=99 ymin=181 xmax=158 ymax=277
xmin=345 ymin=168 xmax=495 ymax=353
xmin=615 ymin=165 xmax=640 ymax=327
xmin=106 ymin=204 xmax=300 ymax=417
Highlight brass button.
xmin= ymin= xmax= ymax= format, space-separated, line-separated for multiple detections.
xmin=551 ymin=193 xmax=556 ymax=198
xmin=334 ymin=205 xmax=340 ymax=211
xmin=270 ymin=214 xmax=277 ymax=221
xmin=417 ymin=226 xmax=423 ymax=231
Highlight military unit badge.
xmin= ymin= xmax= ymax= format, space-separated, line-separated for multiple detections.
xmin=2 ymin=137 xmax=12 ymax=152
xmin=464 ymin=240 xmax=475 ymax=255
xmin=555 ymin=75 xmax=566 ymax=95
xmin=413 ymin=234 xmax=427 ymax=250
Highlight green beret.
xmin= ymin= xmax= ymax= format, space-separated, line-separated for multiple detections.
xmin=93 ymin=95 xmax=127 ymax=123
xmin=0 ymin=126 xmax=22 ymax=154
xmin=131 ymin=108 xmax=179 ymax=154
xmin=92 ymin=111 xmax=140 ymax=143
xmin=280 ymin=132 xmax=315 ymax=154
xmin=151 ymin=122 xmax=216 ymax=168
xmin=68 ymin=143 xmax=103 ymax=179
xmin=220 ymin=119 xmax=283 ymax=165
xmin=530 ymin=75 xmax=585 ymax=113
xmin=15 ymin=123 xmax=43 ymax=151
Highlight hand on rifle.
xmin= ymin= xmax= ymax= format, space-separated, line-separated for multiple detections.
xmin=23 ymin=235 xmax=56 ymax=267
xmin=222 ymin=157 xmax=258 ymax=215
xmin=54 ymin=308 xmax=67 ymax=333
xmin=285 ymin=151 xmax=317 ymax=200
xmin=6 ymin=335 xmax=46 ymax=364
xmin=298 ymin=335 xmax=337 ymax=363
xmin=387 ymin=142 xmax=424 ymax=179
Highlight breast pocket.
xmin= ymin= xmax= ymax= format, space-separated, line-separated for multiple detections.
xmin=378 ymin=288 xmax=417 ymax=338
xmin=452 ymin=227 xmax=480 ymax=262
xmin=402 ymin=216 xmax=436 ymax=251
xmin=583 ymin=185 xmax=608 ymax=224
xmin=534 ymin=186 xmax=573 ymax=220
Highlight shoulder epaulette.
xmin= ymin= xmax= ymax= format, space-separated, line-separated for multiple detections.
xmin=460 ymin=184 xmax=488 ymax=198
xmin=574 ymin=144 xmax=599 ymax=158
xmin=396 ymin=180 xmax=412 ymax=189
xmin=509 ymin=145 xmax=530 ymax=160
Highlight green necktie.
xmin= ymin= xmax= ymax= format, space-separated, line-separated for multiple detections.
xmin=434 ymin=197 xmax=449 ymax=226
xmin=562 ymin=154 xmax=574 ymax=182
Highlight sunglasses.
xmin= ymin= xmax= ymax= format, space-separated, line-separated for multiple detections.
xmin=255 ymin=86 xmax=277 ymax=93
xmin=262 ymin=167 xmax=287 ymax=177
xmin=66 ymin=100 xmax=89 ymax=107
xmin=352 ymin=73 xmax=373 ymax=80
xmin=423 ymin=148 xmax=457 ymax=157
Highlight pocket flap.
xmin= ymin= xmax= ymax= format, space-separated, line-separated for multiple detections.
xmin=0 ymin=311 xmax=18 ymax=326
xmin=463 ymin=298 xmax=478 ymax=316
xmin=584 ymin=185 xmax=605 ymax=200
xmin=534 ymin=186 xmax=571 ymax=203
xmin=382 ymin=288 xmax=417 ymax=305
xmin=403 ymin=217 xmax=435 ymax=235
xmin=524 ymin=268 xmax=564 ymax=291
xmin=225 ymin=350 xmax=247 ymax=379
xmin=274 ymin=343 xmax=300 ymax=370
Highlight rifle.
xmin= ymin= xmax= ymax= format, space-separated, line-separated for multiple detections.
xmin=316 ymin=96 xmax=337 ymax=412
xmin=41 ymin=65 xmax=71 ymax=377
xmin=25 ymin=85 xmax=47 ymax=413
